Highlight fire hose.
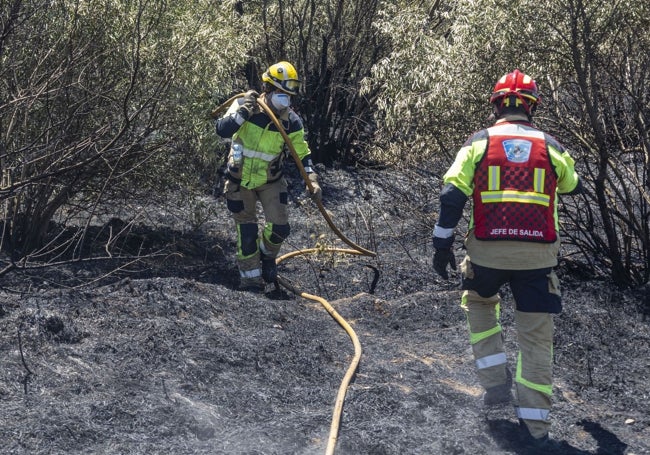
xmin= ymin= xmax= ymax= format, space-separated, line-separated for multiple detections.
xmin=210 ymin=94 xmax=377 ymax=454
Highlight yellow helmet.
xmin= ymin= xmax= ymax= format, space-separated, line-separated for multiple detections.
xmin=262 ymin=61 xmax=301 ymax=95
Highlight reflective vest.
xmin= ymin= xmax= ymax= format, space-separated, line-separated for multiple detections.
xmin=228 ymin=104 xmax=311 ymax=190
xmin=472 ymin=122 xmax=558 ymax=243
xmin=232 ymin=120 xmax=287 ymax=189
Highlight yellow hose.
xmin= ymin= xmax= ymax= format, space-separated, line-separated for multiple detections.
xmin=275 ymin=248 xmax=366 ymax=455
xmin=211 ymin=95 xmax=377 ymax=454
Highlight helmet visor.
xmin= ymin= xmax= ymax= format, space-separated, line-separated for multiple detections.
xmin=279 ymin=79 xmax=301 ymax=94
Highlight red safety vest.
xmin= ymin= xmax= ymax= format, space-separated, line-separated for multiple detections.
xmin=472 ymin=122 xmax=558 ymax=243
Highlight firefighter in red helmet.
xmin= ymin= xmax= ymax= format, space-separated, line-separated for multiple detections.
xmin=432 ymin=69 xmax=583 ymax=450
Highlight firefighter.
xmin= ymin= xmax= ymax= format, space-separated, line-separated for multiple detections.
xmin=215 ymin=61 xmax=321 ymax=292
xmin=432 ymin=69 xmax=583 ymax=449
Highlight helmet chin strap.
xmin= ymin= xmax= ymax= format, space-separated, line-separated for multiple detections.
xmin=493 ymin=94 xmax=536 ymax=122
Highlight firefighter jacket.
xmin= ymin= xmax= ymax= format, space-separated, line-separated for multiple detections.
xmin=215 ymin=96 xmax=315 ymax=190
xmin=435 ymin=116 xmax=581 ymax=270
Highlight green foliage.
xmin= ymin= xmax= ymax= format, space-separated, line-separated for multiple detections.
xmin=365 ymin=0 xmax=650 ymax=286
xmin=364 ymin=0 xmax=547 ymax=161
xmin=0 ymin=0 xmax=258 ymax=256
xmin=0 ymin=0 xmax=647 ymax=286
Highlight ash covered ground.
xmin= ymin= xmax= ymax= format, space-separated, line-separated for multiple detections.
xmin=0 ymin=167 xmax=648 ymax=454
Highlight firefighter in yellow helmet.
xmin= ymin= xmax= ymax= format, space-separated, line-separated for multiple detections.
xmin=215 ymin=61 xmax=321 ymax=292
xmin=432 ymin=69 xmax=583 ymax=450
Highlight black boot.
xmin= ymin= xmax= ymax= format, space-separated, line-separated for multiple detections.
xmin=261 ymin=253 xmax=278 ymax=283
xmin=239 ymin=276 xmax=265 ymax=293
xmin=519 ymin=420 xmax=564 ymax=454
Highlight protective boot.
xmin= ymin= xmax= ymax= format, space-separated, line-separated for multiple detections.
xmin=239 ymin=276 xmax=265 ymax=293
xmin=519 ymin=420 xmax=564 ymax=453
xmin=260 ymin=252 xmax=278 ymax=283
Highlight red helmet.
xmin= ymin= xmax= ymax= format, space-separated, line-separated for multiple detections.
xmin=489 ymin=69 xmax=541 ymax=114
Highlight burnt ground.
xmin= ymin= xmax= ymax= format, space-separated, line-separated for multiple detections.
xmin=0 ymin=167 xmax=648 ymax=455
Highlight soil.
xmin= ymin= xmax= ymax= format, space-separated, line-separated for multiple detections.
xmin=0 ymin=167 xmax=648 ymax=455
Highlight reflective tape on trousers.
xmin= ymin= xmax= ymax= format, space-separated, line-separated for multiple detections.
xmin=516 ymin=406 xmax=550 ymax=421
xmin=476 ymin=352 xmax=507 ymax=370
xmin=240 ymin=268 xmax=262 ymax=278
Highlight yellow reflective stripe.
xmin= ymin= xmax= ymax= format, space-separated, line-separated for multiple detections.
xmin=263 ymin=222 xmax=282 ymax=246
xmin=237 ymin=225 xmax=259 ymax=260
xmin=480 ymin=190 xmax=550 ymax=206
xmin=533 ymin=168 xmax=545 ymax=193
xmin=462 ymin=294 xmax=503 ymax=344
xmin=236 ymin=224 xmax=244 ymax=258
xmin=239 ymin=250 xmax=258 ymax=260
xmin=515 ymin=351 xmax=553 ymax=396
xmin=469 ymin=324 xmax=502 ymax=345
xmin=488 ymin=166 xmax=500 ymax=190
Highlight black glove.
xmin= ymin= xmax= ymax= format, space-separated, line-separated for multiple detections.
xmin=238 ymin=90 xmax=260 ymax=120
xmin=433 ymin=248 xmax=456 ymax=279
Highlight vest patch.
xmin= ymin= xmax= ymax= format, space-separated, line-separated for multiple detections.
xmin=502 ymin=139 xmax=532 ymax=163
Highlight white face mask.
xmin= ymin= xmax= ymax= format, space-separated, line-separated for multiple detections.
xmin=270 ymin=92 xmax=291 ymax=111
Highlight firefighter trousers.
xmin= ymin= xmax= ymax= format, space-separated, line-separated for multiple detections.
xmin=460 ymin=258 xmax=558 ymax=439
xmin=224 ymin=178 xmax=290 ymax=280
